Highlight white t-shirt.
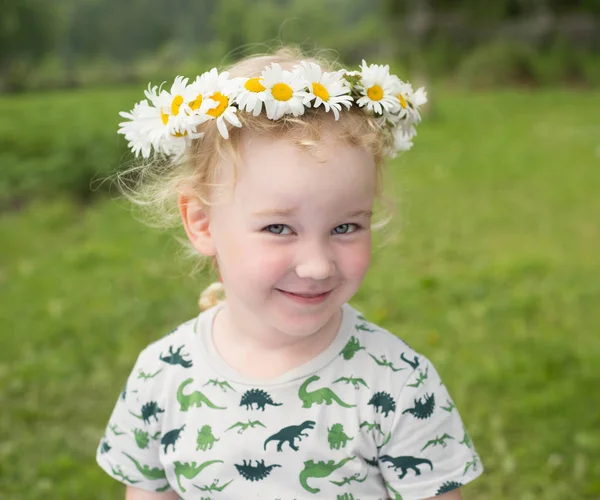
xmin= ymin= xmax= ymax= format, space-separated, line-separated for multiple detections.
xmin=96 ymin=302 xmax=483 ymax=499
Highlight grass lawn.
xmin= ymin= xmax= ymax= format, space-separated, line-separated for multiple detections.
xmin=1 ymin=87 xmax=599 ymax=499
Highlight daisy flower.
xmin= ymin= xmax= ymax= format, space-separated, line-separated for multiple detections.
xmin=391 ymin=124 xmax=418 ymax=156
xmin=355 ymin=60 xmax=401 ymax=116
xmin=393 ymin=79 xmax=428 ymax=123
xmin=235 ymin=76 xmax=268 ymax=116
xmin=295 ymin=62 xmax=352 ymax=120
xmin=118 ymin=100 xmax=156 ymax=158
xmin=261 ymin=63 xmax=308 ymax=120
xmin=189 ymin=68 xmax=243 ymax=139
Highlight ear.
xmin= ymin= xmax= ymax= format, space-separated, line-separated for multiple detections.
xmin=178 ymin=194 xmax=216 ymax=256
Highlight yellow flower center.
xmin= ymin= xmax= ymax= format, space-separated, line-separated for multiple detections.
xmin=272 ymin=83 xmax=293 ymax=102
xmin=189 ymin=94 xmax=203 ymax=111
xmin=171 ymin=95 xmax=184 ymax=115
xmin=245 ymin=77 xmax=266 ymax=93
xmin=160 ymin=111 xmax=169 ymax=125
xmin=312 ymin=82 xmax=330 ymax=102
xmin=207 ymin=92 xmax=229 ymax=118
xmin=367 ymin=85 xmax=383 ymax=101
xmin=397 ymin=93 xmax=407 ymax=108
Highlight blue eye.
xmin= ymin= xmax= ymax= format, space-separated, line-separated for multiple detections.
xmin=265 ymin=224 xmax=291 ymax=235
xmin=334 ymin=223 xmax=359 ymax=234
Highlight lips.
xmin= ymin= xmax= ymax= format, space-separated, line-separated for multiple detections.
xmin=281 ymin=290 xmax=330 ymax=297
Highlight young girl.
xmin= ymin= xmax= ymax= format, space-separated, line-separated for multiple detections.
xmin=97 ymin=47 xmax=483 ymax=499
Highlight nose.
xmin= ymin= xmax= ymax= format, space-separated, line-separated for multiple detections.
xmin=294 ymin=238 xmax=336 ymax=280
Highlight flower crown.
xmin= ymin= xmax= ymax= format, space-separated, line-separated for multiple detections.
xmin=118 ymin=60 xmax=427 ymax=160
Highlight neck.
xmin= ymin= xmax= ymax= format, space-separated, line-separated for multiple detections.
xmin=211 ymin=301 xmax=342 ymax=379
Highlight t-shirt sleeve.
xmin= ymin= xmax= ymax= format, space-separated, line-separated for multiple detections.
xmin=95 ymin=349 xmax=172 ymax=493
xmin=379 ymin=355 xmax=483 ymax=499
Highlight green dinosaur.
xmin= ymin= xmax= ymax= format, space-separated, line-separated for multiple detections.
xmin=400 ymin=351 xmax=420 ymax=369
xmin=368 ymin=353 xmax=404 ymax=372
xmin=99 ymin=437 xmax=111 ymax=454
xmin=159 ymin=344 xmax=193 ymax=368
xmin=239 ymin=388 xmax=282 ymax=410
xmin=155 ymin=482 xmax=170 ymax=492
xmin=133 ymin=429 xmax=150 ymax=449
xmin=365 ymin=456 xmax=378 ymax=467
xmin=330 ymin=471 xmax=368 ymax=486
xmin=407 ymin=366 xmax=429 ymax=388
xmin=196 ymin=425 xmax=219 ymax=451
xmin=337 ymin=494 xmax=358 ymax=500
xmin=355 ymin=322 xmax=376 ymax=332
xmin=441 ymin=398 xmax=455 ymax=412
xmin=384 ymin=481 xmax=404 ymax=500
xmin=138 ymin=368 xmax=163 ymax=380
xmin=264 ymin=420 xmax=315 ymax=452
xmin=460 ymin=430 xmax=473 ymax=449
xmin=110 ymin=464 xmax=140 ymax=484
xmin=436 ymin=481 xmax=463 ymax=495
xmin=464 ymin=455 xmax=479 ymax=475
xmin=328 ymin=423 xmax=354 ymax=450
xmin=129 ymin=401 xmax=164 ymax=425
xmin=225 ymin=419 xmax=266 ymax=434
xmin=298 ymin=375 xmax=356 ymax=409
xmin=339 ymin=336 xmax=365 ymax=360
xmin=177 ymin=378 xmax=226 ymax=411
xmin=421 ymin=433 xmax=454 ymax=451
xmin=380 ymin=455 xmax=433 ymax=479
xmin=161 ymin=424 xmax=186 ymax=453
xmin=123 ymin=452 xmax=166 ymax=480
xmin=359 ymin=421 xmax=384 ymax=436
xmin=299 ymin=456 xmax=356 ymax=494
xmin=333 ymin=375 xmax=369 ymax=390
xmin=235 ymin=459 xmax=281 ymax=481
xmin=402 ymin=393 xmax=435 ymax=420
xmin=368 ymin=391 xmax=396 ymax=417
xmin=109 ymin=423 xmax=126 ymax=436
xmin=173 ymin=460 xmax=223 ymax=493
xmin=193 ymin=478 xmax=234 ymax=492
xmin=203 ymin=378 xmax=236 ymax=392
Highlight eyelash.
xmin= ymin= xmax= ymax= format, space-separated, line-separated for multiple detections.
xmin=263 ymin=223 xmax=361 ymax=236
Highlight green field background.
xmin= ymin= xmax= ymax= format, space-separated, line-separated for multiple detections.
xmin=1 ymin=87 xmax=599 ymax=499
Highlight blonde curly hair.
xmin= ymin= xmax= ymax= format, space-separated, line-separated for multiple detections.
xmin=116 ymin=47 xmax=397 ymax=311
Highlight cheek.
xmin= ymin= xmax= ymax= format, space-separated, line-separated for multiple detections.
xmin=340 ymin=236 xmax=372 ymax=279
xmin=232 ymin=241 xmax=291 ymax=282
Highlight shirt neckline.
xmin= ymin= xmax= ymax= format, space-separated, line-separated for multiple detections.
xmin=194 ymin=302 xmax=355 ymax=387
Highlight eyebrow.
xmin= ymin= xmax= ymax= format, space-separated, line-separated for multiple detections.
xmin=252 ymin=208 xmax=373 ymax=218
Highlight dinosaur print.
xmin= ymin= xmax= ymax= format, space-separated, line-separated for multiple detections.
xmin=193 ymin=479 xmax=234 ymax=493
xmin=120 ymin=384 xmax=127 ymax=401
xmin=460 ymin=430 xmax=473 ymax=448
xmin=177 ymin=378 xmax=226 ymax=411
xmin=377 ymin=432 xmax=391 ymax=451
xmin=161 ymin=424 xmax=186 ymax=453
xmin=298 ymin=375 xmax=356 ymax=409
xmin=159 ymin=344 xmax=193 ymax=368
xmin=328 ymin=423 xmax=354 ymax=450
xmin=402 ymin=393 xmax=435 ymax=419
xmin=441 ymin=398 xmax=455 ymax=412
xmin=337 ymin=494 xmax=358 ymax=500
xmin=240 ymin=389 xmax=282 ymax=411
xmin=129 ymin=401 xmax=164 ymax=425
xmin=333 ymin=375 xmax=369 ymax=390
xmin=330 ymin=471 xmax=368 ymax=486
xmin=299 ymin=457 xmax=356 ymax=494
xmin=384 ymin=481 xmax=404 ymax=500
xmin=196 ymin=425 xmax=219 ymax=451
xmin=235 ymin=459 xmax=281 ymax=481
xmin=355 ymin=322 xmax=376 ymax=332
xmin=365 ymin=456 xmax=379 ymax=467
xmin=122 ymin=452 xmax=166 ymax=480
xmin=137 ymin=368 xmax=163 ymax=380
xmin=368 ymin=353 xmax=404 ymax=372
xmin=464 ymin=454 xmax=479 ymax=475
xmin=203 ymin=378 xmax=236 ymax=392
xmin=133 ymin=429 xmax=150 ymax=449
xmin=109 ymin=423 xmax=125 ymax=436
xmin=407 ymin=366 xmax=429 ymax=388
xmin=225 ymin=420 xmax=266 ymax=434
xmin=264 ymin=420 xmax=315 ymax=452
xmin=436 ymin=481 xmax=463 ymax=495
xmin=368 ymin=391 xmax=396 ymax=417
xmin=155 ymin=483 xmax=170 ymax=492
xmin=380 ymin=455 xmax=433 ymax=479
xmin=110 ymin=464 xmax=140 ymax=484
xmin=99 ymin=437 xmax=111 ymax=454
xmin=421 ymin=433 xmax=454 ymax=451
xmin=359 ymin=421 xmax=384 ymax=436
xmin=400 ymin=351 xmax=420 ymax=369
xmin=339 ymin=336 xmax=365 ymax=360
xmin=173 ymin=460 xmax=223 ymax=493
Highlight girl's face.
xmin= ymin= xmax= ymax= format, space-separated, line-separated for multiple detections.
xmin=207 ymin=130 xmax=375 ymax=340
